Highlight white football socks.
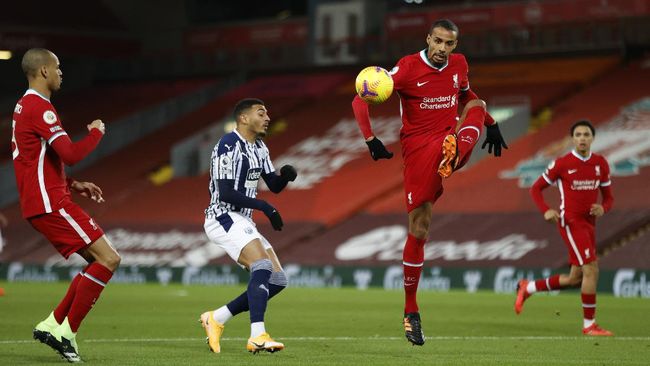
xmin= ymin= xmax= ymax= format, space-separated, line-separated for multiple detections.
xmin=251 ymin=322 xmax=266 ymax=338
xmin=212 ymin=306 xmax=233 ymax=324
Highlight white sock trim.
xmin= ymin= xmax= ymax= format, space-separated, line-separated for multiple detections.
xmin=584 ymin=318 xmax=595 ymax=328
xmin=526 ymin=281 xmax=537 ymax=294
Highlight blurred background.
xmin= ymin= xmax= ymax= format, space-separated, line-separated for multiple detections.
xmin=1 ymin=0 xmax=649 ymax=296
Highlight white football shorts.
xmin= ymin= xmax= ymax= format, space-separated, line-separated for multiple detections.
xmin=204 ymin=212 xmax=272 ymax=264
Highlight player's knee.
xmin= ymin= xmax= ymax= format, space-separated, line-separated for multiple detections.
xmin=466 ymin=99 xmax=486 ymax=110
xmin=250 ymin=258 xmax=273 ymax=273
xmin=103 ymin=252 xmax=121 ymax=271
xmin=568 ymin=276 xmax=582 ymax=287
xmin=269 ymin=271 xmax=288 ymax=288
xmin=409 ymin=226 xmax=429 ymax=240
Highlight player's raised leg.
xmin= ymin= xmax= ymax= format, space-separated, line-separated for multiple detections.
xmin=45 ymin=236 xmax=120 ymax=362
xmin=200 ymin=247 xmax=287 ymax=353
xmin=438 ymin=99 xmax=486 ymax=178
xmin=515 ymin=266 xmax=582 ymax=315
xmin=402 ymin=203 xmax=430 ymax=346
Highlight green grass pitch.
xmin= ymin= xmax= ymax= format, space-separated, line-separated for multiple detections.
xmin=1 ymin=282 xmax=649 ymax=365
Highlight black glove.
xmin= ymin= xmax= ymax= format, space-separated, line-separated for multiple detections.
xmin=280 ymin=165 xmax=297 ymax=182
xmin=481 ymin=123 xmax=508 ymax=157
xmin=366 ymin=137 xmax=393 ymax=161
xmin=261 ymin=202 xmax=283 ymax=231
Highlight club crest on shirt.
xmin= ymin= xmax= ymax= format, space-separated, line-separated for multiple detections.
xmin=595 ymin=166 xmax=601 ymax=176
xmin=43 ymin=110 xmax=57 ymax=125
xmin=453 ymin=73 xmax=459 ymax=89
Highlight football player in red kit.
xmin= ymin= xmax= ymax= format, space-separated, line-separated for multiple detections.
xmin=519 ymin=120 xmax=613 ymax=336
xmin=12 ymin=48 xmax=121 ymax=362
xmin=351 ymin=19 xmax=508 ymax=345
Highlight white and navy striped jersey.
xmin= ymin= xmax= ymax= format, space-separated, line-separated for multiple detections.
xmin=205 ymin=129 xmax=275 ymax=221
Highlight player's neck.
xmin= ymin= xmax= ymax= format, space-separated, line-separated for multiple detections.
xmin=575 ymin=149 xmax=591 ymax=158
xmin=28 ymin=82 xmax=52 ymax=100
xmin=235 ymin=127 xmax=256 ymax=143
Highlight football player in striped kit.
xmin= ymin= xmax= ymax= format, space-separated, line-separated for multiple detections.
xmin=199 ymin=98 xmax=297 ymax=354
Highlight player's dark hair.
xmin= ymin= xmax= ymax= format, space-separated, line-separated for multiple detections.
xmin=233 ymin=98 xmax=265 ymax=121
xmin=21 ymin=48 xmax=53 ymax=77
xmin=429 ymin=19 xmax=459 ymax=36
xmin=570 ymin=120 xmax=596 ymax=136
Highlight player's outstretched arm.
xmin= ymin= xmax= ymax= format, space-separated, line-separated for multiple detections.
xmin=352 ymin=95 xmax=393 ymax=161
xmin=262 ymin=165 xmax=297 ymax=193
xmin=217 ymin=179 xmax=283 ymax=230
xmin=481 ymin=123 xmax=508 ymax=157
xmin=51 ymin=121 xmax=105 ymax=166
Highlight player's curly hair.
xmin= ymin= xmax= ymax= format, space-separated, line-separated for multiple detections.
xmin=570 ymin=120 xmax=596 ymax=136
xmin=429 ymin=19 xmax=459 ymax=36
xmin=233 ymin=98 xmax=265 ymax=121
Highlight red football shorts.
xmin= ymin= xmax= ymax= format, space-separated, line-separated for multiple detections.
xmin=29 ymin=200 xmax=104 ymax=259
xmin=558 ymin=218 xmax=597 ymax=266
xmin=402 ymin=136 xmax=445 ymax=212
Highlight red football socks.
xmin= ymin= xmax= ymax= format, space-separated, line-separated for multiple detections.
xmin=582 ymin=293 xmax=596 ymax=321
xmin=53 ymin=265 xmax=89 ymax=324
xmin=534 ymin=275 xmax=562 ymax=292
xmin=455 ymin=106 xmax=485 ymax=169
xmin=67 ymin=262 xmax=114 ymax=332
xmin=403 ymin=234 xmax=426 ymax=314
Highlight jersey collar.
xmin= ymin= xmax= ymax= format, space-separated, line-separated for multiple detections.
xmin=419 ymin=49 xmax=449 ymax=71
xmin=234 ymin=128 xmax=254 ymax=145
xmin=24 ymin=89 xmax=50 ymax=102
xmin=571 ymin=149 xmax=592 ymax=162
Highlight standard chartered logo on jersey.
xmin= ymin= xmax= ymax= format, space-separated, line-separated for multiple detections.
xmin=613 ymin=269 xmax=650 ymax=298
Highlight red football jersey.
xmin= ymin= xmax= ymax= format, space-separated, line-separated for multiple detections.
xmin=390 ymin=51 xmax=470 ymax=147
xmin=542 ymin=150 xmax=612 ymax=225
xmin=12 ymin=89 xmax=71 ymax=218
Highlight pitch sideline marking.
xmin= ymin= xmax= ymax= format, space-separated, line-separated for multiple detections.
xmin=2 ymin=336 xmax=650 ymax=344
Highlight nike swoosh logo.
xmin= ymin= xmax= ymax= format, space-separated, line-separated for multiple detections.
xmin=568 ymin=169 xmax=577 ymax=174
xmin=417 ymin=81 xmax=429 ymax=87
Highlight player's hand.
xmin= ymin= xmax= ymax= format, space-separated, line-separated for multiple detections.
xmin=71 ymin=181 xmax=105 ymax=203
xmin=366 ymin=136 xmax=393 ymax=161
xmin=88 ymin=119 xmax=105 ymax=134
xmin=543 ymin=209 xmax=560 ymax=223
xmin=589 ymin=204 xmax=605 ymax=217
xmin=261 ymin=202 xmax=283 ymax=231
xmin=280 ymin=165 xmax=298 ymax=182
xmin=481 ymin=123 xmax=508 ymax=157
